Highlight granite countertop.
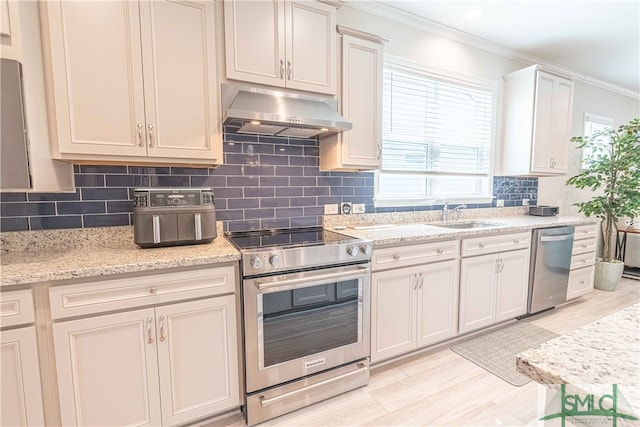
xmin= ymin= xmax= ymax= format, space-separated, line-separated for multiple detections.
xmin=0 ymin=225 xmax=240 ymax=287
xmin=1 ymin=210 xmax=597 ymax=287
xmin=516 ymin=303 xmax=639 ymax=420
xmin=516 ymin=303 xmax=639 ymax=385
xmin=327 ymin=214 xmax=597 ymax=247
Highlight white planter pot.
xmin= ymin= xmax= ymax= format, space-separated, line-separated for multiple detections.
xmin=594 ymin=259 xmax=625 ymax=291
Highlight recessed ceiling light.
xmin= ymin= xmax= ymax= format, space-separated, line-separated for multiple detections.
xmin=465 ymin=8 xmax=484 ymax=21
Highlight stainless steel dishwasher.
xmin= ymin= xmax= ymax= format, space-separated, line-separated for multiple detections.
xmin=527 ymin=226 xmax=575 ymax=314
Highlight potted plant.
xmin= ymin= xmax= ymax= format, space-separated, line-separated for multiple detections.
xmin=566 ymin=117 xmax=640 ymax=291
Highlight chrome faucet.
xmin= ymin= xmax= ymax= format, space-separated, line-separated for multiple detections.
xmin=442 ymin=203 xmax=467 ymax=222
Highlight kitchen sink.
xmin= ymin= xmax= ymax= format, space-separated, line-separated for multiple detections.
xmin=430 ymin=221 xmax=500 ymax=229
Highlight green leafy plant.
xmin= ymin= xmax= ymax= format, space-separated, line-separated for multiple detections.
xmin=567 ymin=117 xmax=640 ymax=262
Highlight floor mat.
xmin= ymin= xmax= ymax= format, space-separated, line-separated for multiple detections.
xmin=450 ymin=322 xmax=558 ymax=387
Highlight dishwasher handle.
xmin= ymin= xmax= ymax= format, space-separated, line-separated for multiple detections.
xmin=540 ymin=234 xmax=575 ymax=242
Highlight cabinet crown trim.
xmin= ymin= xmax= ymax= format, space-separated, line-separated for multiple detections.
xmin=336 ymin=25 xmax=387 ymax=44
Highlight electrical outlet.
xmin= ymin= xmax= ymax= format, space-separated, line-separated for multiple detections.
xmin=340 ymin=202 xmax=353 ymax=214
xmin=496 ymin=199 xmax=505 ymax=207
xmin=522 ymin=198 xmax=529 ymax=206
xmin=352 ymin=203 xmax=365 ymax=214
xmin=324 ymin=204 xmax=339 ymax=215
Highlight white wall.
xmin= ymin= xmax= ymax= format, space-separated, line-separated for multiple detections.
xmin=337 ymin=4 xmax=640 ymax=215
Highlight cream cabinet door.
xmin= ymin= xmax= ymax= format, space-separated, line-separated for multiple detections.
xmin=43 ymin=0 xmax=147 ymax=157
xmin=371 ymin=267 xmax=417 ymax=363
xmin=53 ymin=308 xmax=162 ymax=427
xmin=1 ymin=327 xmax=45 ymax=427
xmin=156 ymin=296 xmax=240 ymax=426
xmin=495 ymin=249 xmax=530 ymax=322
xmin=550 ymin=77 xmax=573 ymax=172
xmin=224 ymin=0 xmax=285 ymax=87
xmin=416 ymin=260 xmax=459 ymax=347
xmin=140 ymin=0 xmax=221 ymax=161
xmin=285 ymin=0 xmax=336 ymax=94
xmin=459 ymin=253 xmax=497 ymax=334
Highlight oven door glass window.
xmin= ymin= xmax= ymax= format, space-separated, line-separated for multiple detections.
xmin=260 ymin=279 xmax=361 ymax=367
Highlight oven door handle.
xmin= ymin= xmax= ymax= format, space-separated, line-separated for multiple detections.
xmin=255 ymin=266 xmax=370 ymax=290
xmin=258 ymin=361 xmax=369 ymax=407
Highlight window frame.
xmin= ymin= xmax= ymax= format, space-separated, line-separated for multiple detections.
xmin=581 ymin=112 xmax=614 ymax=169
xmin=374 ymin=56 xmax=498 ymax=208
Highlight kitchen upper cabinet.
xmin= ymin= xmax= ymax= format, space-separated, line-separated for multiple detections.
xmin=320 ymin=26 xmax=384 ymax=171
xmin=224 ymin=0 xmax=337 ymax=95
xmin=501 ymin=65 xmax=574 ymax=176
xmin=41 ymin=0 xmax=223 ymax=165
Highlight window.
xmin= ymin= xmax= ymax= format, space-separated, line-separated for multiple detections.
xmin=582 ymin=113 xmax=614 ymax=168
xmin=375 ymin=61 xmax=496 ymax=207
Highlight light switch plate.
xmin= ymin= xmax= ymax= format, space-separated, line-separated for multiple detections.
xmin=324 ymin=204 xmax=339 ymax=215
xmin=496 ymin=199 xmax=505 ymax=207
xmin=353 ymin=203 xmax=365 ymax=214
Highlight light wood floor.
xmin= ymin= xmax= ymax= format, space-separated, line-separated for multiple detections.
xmin=209 ymin=278 xmax=639 ymax=427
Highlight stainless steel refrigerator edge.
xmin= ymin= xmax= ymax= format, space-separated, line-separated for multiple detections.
xmin=527 ymin=226 xmax=575 ymax=314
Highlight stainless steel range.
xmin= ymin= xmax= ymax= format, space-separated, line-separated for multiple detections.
xmin=226 ymin=227 xmax=372 ymax=426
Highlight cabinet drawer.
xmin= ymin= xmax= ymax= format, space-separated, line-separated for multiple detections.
xmin=0 ymin=289 xmax=36 ymax=327
xmin=570 ymin=252 xmax=596 ymax=270
xmin=572 ymin=237 xmax=597 ymax=255
xmin=567 ymin=265 xmax=595 ymax=300
xmin=574 ymin=223 xmax=598 ymax=240
xmin=372 ymin=240 xmax=459 ymax=272
xmin=50 ymin=265 xmax=236 ymax=320
xmin=461 ymin=232 xmax=531 ymax=257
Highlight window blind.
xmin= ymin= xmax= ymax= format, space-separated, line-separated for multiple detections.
xmin=376 ymin=66 xmax=495 ymax=203
xmin=582 ymin=113 xmax=614 ymax=168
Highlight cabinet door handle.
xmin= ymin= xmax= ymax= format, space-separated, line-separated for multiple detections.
xmin=377 ymin=143 xmax=382 ymax=160
xmin=137 ymin=123 xmax=145 ymax=147
xmin=499 ymin=260 xmax=504 ymax=273
xmin=147 ymin=124 xmax=154 ymax=147
xmin=413 ymin=273 xmax=418 ymax=290
xmin=419 ymin=273 xmax=424 ymax=289
xmin=158 ymin=315 xmax=165 ymax=342
xmin=146 ymin=318 xmax=154 ymax=344
xmin=279 ymin=59 xmax=284 ymax=79
xmin=495 ymin=260 xmax=500 ymax=274
xmin=287 ymin=60 xmax=291 ymax=80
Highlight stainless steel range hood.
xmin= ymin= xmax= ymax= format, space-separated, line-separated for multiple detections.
xmin=221 ymin=84 xmax=351 ymax=139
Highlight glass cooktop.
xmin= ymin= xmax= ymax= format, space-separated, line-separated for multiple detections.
xmin=225 ymin=227 xmax=360 ymax=251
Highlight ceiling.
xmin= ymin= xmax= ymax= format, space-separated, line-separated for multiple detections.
xmin=373 ymin=0 xmax=640 ymax=96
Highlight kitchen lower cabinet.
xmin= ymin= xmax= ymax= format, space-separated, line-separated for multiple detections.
xmin=53 ymin=296 xmax=239 ymax=427
xmin=50 ymin=265 xmax=240 ymax=426
xmin=41 ymin=0 xmax=222 ymax=165
xmin=566 ymin=223 xmax=598 ymax=300
xmin=371 ymin=259 xmax=459 ymax=363
xmin=459 ymin=248 xmax=530 ymax=334
xmin=1 ymin=327 xmax=46 ymax=427
xmin=0 ymin=289 xmax=45 ymax=427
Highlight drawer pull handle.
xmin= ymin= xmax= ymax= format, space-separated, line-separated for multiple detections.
xmin=478 ymin=243 xmax=485 ymax=248
xmin=514 ymin=239 xmax=520 ymax=244
xmin=436 ymin=248 xmax=444 ymax=254
xmin=149 ymin=287 xmax=158 ymax=295
xmin=393 ymin=255 xmax=400 ymax=261
xmin=146 ymin=318 xmax=153 ymax=344
xmin=158 ymin=316 xmax=165 ymax=342
xmin=581 ymin=259 xmax=587 ymax=263
xmin=582 ymin=244 xmax=588 ymax=248
xmin=579 ymin=280 xmax=585 ymax=284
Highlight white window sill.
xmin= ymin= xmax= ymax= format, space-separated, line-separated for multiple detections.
xmin=373 ymin=196 xmax=494 ymax=208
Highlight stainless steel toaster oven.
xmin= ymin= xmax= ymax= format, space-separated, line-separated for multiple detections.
xmin=133 ymin=187 xmax=216 ymax=248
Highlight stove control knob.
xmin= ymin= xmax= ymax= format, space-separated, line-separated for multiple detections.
xmin=250 ymin=256 xmax=263 ymax=270
xmin=347 ymin=246 xmax=359 ymax=257
xmin=269 ymin=254 xmax=282 ymax=268
xmin=360 ymin=245 xmax=372 ymax=256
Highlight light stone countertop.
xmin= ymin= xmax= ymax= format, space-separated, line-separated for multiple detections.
xmin=1 ymin=211 xmax=597 ymax=287
xmin=0 ymin=224 xmax=240 ymax=287
xmin=516 ymin=303 xmax=640 ymax=421
xmin=326 ymin=213 xmax=598 ymax=247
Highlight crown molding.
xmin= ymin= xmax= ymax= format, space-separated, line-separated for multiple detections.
xmin=345 ymin=1 xmax=639 ymax=100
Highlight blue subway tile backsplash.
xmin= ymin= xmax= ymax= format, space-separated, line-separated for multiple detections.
xmin=0 ymin=130 xmax=537 ymax=232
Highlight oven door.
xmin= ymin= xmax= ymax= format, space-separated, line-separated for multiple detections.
xmin=243 ymin=263 xmax=370 ymax=393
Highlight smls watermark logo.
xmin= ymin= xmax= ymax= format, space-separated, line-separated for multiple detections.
xmin=540 ymin=384 xmax=639 ymax=426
